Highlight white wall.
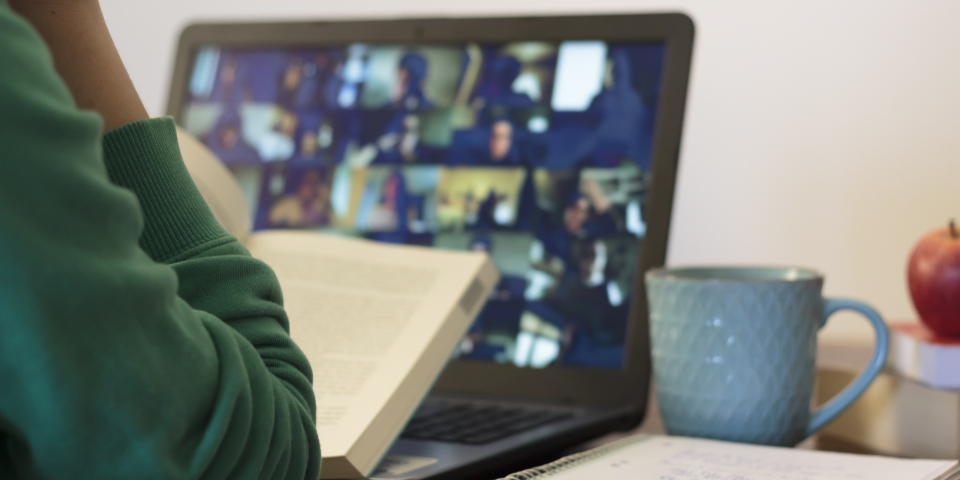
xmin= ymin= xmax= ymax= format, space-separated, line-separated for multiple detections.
xmin=101 ymin=0 xmax=960 ymax=345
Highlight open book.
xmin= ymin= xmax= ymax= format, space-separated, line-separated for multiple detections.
xmin=176 ymin=127 xmax=500 ymax=478
xmin=500 ymin=434 xmax=960 ymax=480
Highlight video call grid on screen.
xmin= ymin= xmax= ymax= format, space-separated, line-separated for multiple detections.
xmin=182 ymin=40 xmax=666 ymax=370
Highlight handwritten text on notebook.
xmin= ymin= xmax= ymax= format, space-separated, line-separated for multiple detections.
xmin=547 ymin=437 xmax=955 ymax=480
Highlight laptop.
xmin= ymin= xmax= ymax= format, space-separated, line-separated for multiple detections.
xmin=166 ymin=13 xmax=693 ymax=479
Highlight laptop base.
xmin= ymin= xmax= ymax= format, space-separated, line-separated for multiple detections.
xmin=372 ymin=395 xmax=635 ymax=480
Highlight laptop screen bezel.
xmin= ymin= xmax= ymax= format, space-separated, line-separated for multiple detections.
xmin=166 ymin=12 xmax=694 ymax=414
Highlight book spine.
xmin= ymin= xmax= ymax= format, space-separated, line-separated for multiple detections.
xmin=497 ymin=436 xmax=649 ymax=480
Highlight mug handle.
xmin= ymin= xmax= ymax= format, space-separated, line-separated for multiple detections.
xmin=806 ymin=298 xmax=889 ymax=436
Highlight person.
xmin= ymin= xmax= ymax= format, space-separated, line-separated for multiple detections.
xmin=488 ymin=119 xmax=517 ymax=163
xmin=466 ymin=189 xmax=511 ymax=230
xmin=370 ymin=113 xmax=422 ymax=165
xmin=0 ymin=1 xmax=320 ymax=479
xmin=268 ymin=169 xmax=332 ymax=228
xmin=361 ymin=170 xmax=413 ymax=244
xmin=276 ymin=57 xmax=306 ymax=110
xmin=351 ymin=52 xmax=431 ymax=166
xmin=551 ymin=240 xmax=618 ymax=331
xmin=244 ymin=51 xmax=291 ymax=104
xmin=277 ymin=55 xmax=336 ymax=112
xmin=392 ymin=52 xmax=431 ymax=111
xmin=289 ymin=113 xmax=330 ymax=167
xmin=549 ymin=239 xmax=630 ymax=369
xmin=570 ymin=50 xmax=651 ymax=168
xmin=294 ymin=124 xmax=323 ymax=165
xmin=314 ymin=50 xmax=346 ymax=110
xmin=529 ymin=228 xmax=629 ymax=369
xmin=459 ymin=234 xmax=527 ymax=362
xmin=205 ymin=109 xmax=261 ymax=165
xmin=535 ymin=180 xmax=619 ymax=269
xmin=472 ymin=55 xmax=535 ymax=122
xmin=257 ymin=109 xmax=299 ymax=162
xmin=446 ymin=118 xmax=526 ymax=167
xmin=208 ymin=52 xmax=246 ymax=105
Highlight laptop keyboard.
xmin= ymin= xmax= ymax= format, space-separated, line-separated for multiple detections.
xmin=401 ymin=400 xmax=574 ymax=445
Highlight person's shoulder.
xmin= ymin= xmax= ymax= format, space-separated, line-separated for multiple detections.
xmin=0 ymin=5 xmax=76 ymax=110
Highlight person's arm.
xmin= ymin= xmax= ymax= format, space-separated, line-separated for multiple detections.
xmin=582 ymin=179 xmax=612 ymax=214
xmin=7 ymin=0 xmax=148 ymax=131
xmin=0 ymin=5 xmax=320 ymax=480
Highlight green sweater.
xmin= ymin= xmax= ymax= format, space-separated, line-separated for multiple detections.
xmin=0 ymin=4 xmax=321 ymax=480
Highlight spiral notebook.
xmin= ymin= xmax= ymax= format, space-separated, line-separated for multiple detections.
xmin=498 ymin=435 xmax=960 ymax=480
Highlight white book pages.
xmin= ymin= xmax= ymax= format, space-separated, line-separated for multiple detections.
xmin=176 ymin=125 xmax=252 ymax=240
xmin=246 ymin=231 xmax=497 ymax=478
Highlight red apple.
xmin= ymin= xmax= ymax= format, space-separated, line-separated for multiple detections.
xmin=908 ymin=220 xmax=960 ymax=336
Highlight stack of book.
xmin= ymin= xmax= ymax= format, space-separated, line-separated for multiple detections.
xmin=816 ymin=322 xmax=960 ymax=459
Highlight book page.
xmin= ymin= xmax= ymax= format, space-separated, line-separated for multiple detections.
xmin=245 ymin=230 xmax=492 ymax=463
xmin=544 ymin=436 xmax=957 ymax=480
xmin=177 ymin=126 xmax=252 ymax=240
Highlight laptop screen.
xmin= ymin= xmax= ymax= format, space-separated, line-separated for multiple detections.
xmin=180 ymin=40 xmax=666 ymax=371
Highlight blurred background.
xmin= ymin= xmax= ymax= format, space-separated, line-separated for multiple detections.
xmin=99 ymin=0 xmax=960 ymax=347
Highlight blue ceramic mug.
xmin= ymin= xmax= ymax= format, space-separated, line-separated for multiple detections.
xmin=645 ymin=266 xmax=888 ymax=446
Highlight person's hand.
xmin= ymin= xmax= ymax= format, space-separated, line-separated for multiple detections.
xmin=8 ymin=0 xmax=149 ymax=131
xmin=583 ymin=179 xmax=612 ymax=213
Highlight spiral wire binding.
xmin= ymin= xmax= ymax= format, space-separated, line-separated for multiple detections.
xmin=496 ymin=435 xmax=651 ymax=480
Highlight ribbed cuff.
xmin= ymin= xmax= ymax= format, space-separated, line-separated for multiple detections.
xmin=102 ymin=117 xmax=227 ymax=263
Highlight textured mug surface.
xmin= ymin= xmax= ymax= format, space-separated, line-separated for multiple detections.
xmin=645 ymin=267 xmax=887 ymax=446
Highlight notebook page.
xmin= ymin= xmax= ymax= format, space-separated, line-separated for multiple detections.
xmin=544 ymin=436 xmax=957 ymax=480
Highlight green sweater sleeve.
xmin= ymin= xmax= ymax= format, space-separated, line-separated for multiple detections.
xmin=0 ymin=5 xmax=320 ymax=480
